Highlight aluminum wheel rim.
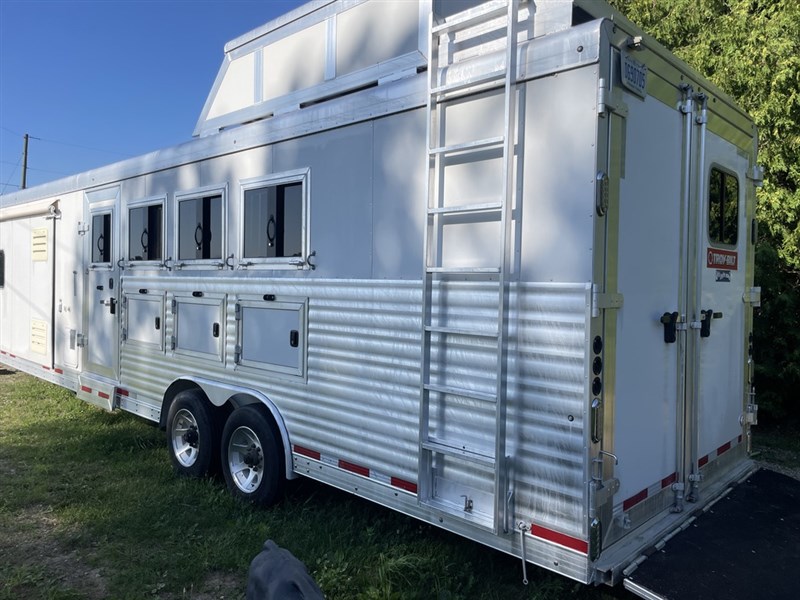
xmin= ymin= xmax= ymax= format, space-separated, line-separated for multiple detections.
xmin=227 ymin=426 xmax=263 ymax=494
xmin=171 ymin=408 xmax=200 ymax=467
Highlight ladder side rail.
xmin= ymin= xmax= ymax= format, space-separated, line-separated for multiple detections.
xmin=494 ymin=0 xmax=522 ymax=534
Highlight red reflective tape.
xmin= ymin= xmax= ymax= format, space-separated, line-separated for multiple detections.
xmin=623 ymin=488 xmax=648 ymax=512
xmin=54 ymin=368 xmax=64 ymax=374
xmin=531 ymin=524 xmax=588 ymax=554
xmin=9 ymin=354 xmax=16 ymax=358
xmin=339 ymin=459 xmax=369 ymax=477
xmin=294 ymin=445 xmax=321 ymax=461
xmin=0 ymin=350 xmax=6 ymax=355
xmin=98 ymin=392 xmax=110 ymax=399
xmin=390 ymin=477 xmax=418 ymax=494
xmin=661 ymin=472 xmax=678 ymax=489
xmin=42 ymin=366 xmax=51 ymax=371
xmin=117 ymin=388 xmax=129 ymax=397
xmin=717 ymin=441 xmax=731 ymax=456
xmin=80 ymin=386 xmax=92 ymax=393
xmin=699 ymin=454 xmax=710 ymax=468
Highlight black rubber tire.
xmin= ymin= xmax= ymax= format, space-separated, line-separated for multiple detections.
xmin=221 ymin=404 xmax=285 ymax=507
xmin=166 ymin=390 xmax=220 ymax=478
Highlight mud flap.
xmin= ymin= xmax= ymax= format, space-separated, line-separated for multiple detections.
xmin=623 ymin=469 xmax=800 ymax=600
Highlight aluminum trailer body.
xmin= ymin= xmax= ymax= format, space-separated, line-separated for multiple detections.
xmin=0 ymin=0 xmax=762 ymax=588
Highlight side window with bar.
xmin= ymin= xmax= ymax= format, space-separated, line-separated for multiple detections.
xmin=708 ymin=167 xmax=739 ymax=245
xmin=178 ymin=195 xmax=223 ymax=261
xmin=241 ymin=169 xmax=309 ymax=268
xmin=129 ymin=203 xmax=163 ymax=262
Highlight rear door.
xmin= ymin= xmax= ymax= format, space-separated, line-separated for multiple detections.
xmin=610 ymin=71 xmax=688 ymax=540
xmin=685 ymin=126 xmax=751 ymax=493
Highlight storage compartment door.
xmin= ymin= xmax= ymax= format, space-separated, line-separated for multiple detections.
xmin=236 ymin=300 xmax=306 ymax=378
xmin=173 ymin=295 xmax=225 ymax=361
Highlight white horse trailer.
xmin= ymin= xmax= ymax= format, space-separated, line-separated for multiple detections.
xmin=0 ymin=0 xmax=764 ymax=592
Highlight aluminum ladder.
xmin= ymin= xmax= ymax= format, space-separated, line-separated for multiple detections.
xmin=418 ymin=0 xmax=523 ymax=534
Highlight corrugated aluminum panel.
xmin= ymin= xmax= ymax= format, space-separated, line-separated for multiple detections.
xmin=120 ymin=275 xmax=589 ymax=538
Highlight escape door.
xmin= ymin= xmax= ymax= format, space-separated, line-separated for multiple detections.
xmin=83 ymin=193 xmax=120 ymax=380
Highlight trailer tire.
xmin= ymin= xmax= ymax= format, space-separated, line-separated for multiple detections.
xmin=221 ymin=405 xmax=284 ymax=507
xmin=166 ymin=390 xmax=220 ymax=478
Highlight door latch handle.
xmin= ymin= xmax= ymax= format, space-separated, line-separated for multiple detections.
xmin=660 ymin=312 xmax=679 ymax=343
xmin=699 ymin=310 xmax=723 ymax=338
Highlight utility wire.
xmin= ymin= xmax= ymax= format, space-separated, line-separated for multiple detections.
xmin=36 ymin=136 xmax=131 ymax=158
xmin=0 ymin=152 xmax=21 ymax=195
xmin=0 ymin=159 xmax=66 ymax=176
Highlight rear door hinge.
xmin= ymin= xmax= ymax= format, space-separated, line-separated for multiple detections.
xmin=592 ymin=284 xmax=624 ymax=317
xmin=170 ymin=336 xmax=176 ymax=351
xmin=743 ymin=287 xmax=761 ymax=307
xmin=77 ymin=222 xmax=89 ymax=236
xmin=234 ymin=303 xmax=242 ymax=321
xmin=76 ymin=333 xmax=87 ymax=348
xmin=597 ymin=78 xmax=628 ymax=118
xmin=121 ymin=328 xmax=128 ymax=342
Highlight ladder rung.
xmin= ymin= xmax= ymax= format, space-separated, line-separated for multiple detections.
xmin=430 ymin=136 xmax=504 ymax=155
xmin=425 ymin=325 xmax=499 ymax=339
xmin=432 ymin=1 xmax=509 ymax=36
xmin=428 ymin=201 xmax=503 ymax=216
xmin=421 ymin=438 xmax=496 ymax=467
xmin=426 ymin=266 xmax=501 ymax=275
xmin=424 ymin=383 xmax=497 ymax=404
xmin=431 ymin=70 xmax=505 ymax=97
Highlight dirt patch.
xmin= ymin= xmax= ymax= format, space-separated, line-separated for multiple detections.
xmin=757 ymin=454 xmax=800 ymax=482
xmin=0 ymin=506 xmax=108 ymax=599
xmin=173 ymin=571 xmax=245 ymax=600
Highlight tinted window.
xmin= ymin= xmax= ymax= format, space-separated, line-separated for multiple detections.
xmin=129 ymin=204 xmax=163 ymax=261
xmin=91 ymin=213 xmax=112 ymax=263
xmin=243 ymin=182 xmax=302 ymax=259
xmin=178 ymin=195 xmax=222 ymax=260
xmin=709 ymin=168 xmax=739 ymax=245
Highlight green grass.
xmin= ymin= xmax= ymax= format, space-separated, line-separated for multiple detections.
xmin=17 ymin=369 xmax=784 ymax=599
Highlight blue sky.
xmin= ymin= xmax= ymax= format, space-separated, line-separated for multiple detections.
xmin=0 ymin=0 xmax=305 ymax=194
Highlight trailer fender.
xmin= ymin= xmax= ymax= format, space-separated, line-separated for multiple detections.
xmin=164 ymin=376 xmax=297 ymax=480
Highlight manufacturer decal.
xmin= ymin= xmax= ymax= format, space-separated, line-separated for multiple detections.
xmin=715 ymin=270 xmax=731 ymax=283
xmin=707 ymin=247 xmax=738 ymax=270
xmin=621 ymin=52 xmax=648 ymax=98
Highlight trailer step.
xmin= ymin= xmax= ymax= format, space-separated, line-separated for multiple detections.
xmin=427 ymin=201 xmax=503 ymax=216
xmin=422 ymin=497 xmax=496 ymax=531
xmin=424 ymin=325 xmax=499 ymax=339
xmin=421 ymin=438 xmax=496 ymax=467
xmin=432 ymin=0 xmax=508 ymax=35
xmin=424 ymin=382 xmax=497 ymax=404
xmin=429 ymin=136 xmax=504 ymax=156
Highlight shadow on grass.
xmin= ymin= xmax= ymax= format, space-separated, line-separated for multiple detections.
xmin=1 ymin=393 xmax=636 ymax=600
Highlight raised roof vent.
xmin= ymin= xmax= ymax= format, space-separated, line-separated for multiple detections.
xmin=194 ymin=0 xmax=428 ymax=137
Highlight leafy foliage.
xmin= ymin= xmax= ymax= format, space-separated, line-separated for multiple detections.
xmin=609 ymin=0 xmax=800 ymax=421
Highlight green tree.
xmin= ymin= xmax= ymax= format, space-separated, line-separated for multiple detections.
xmin=609 ymin=0 xmax=800 ymax=421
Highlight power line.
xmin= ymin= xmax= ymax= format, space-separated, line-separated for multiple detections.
xmin=0 ymin=153 xmax=21 ymax=195
xmin=36 ymin=136 xmax=131 ymax=158
xmin=0 ymin=159 xmax=66 ymax=175
xmin=0 ymin=126 xmax=24 ymax=138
